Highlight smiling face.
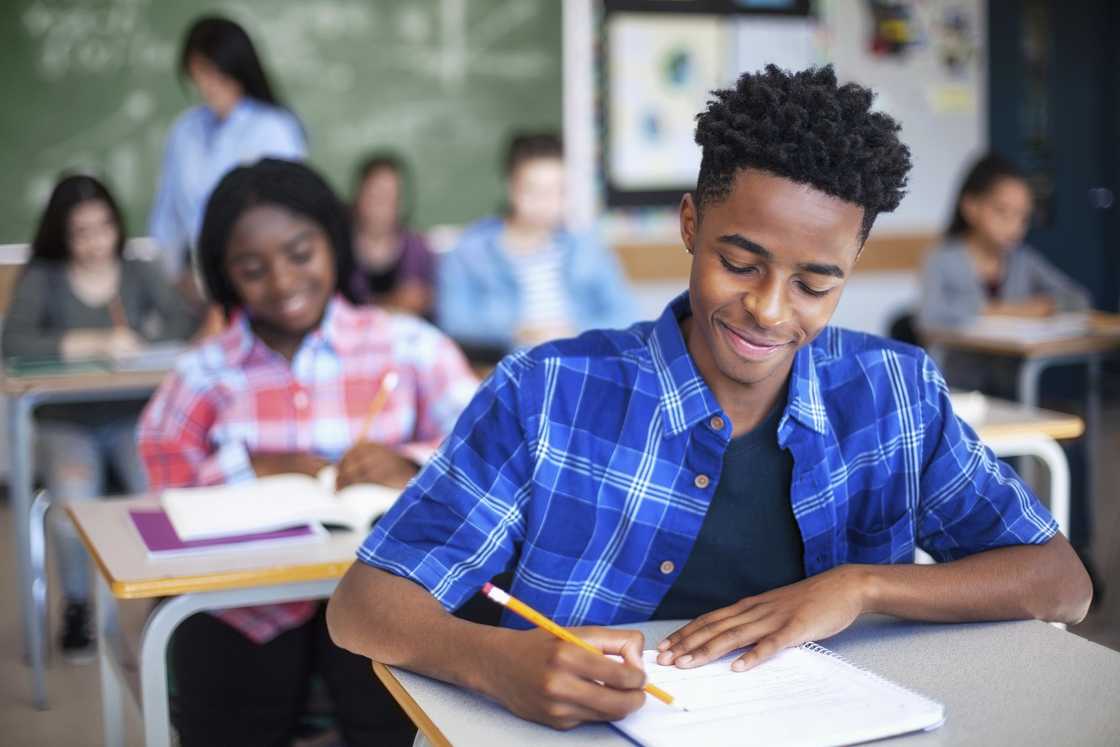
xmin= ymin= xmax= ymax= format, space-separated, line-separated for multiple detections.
xmin=67 ymin=199 xmax=120 ymax=267
xmin=355 ymin=167 xmax=402 ymax=235
xmin=682 ymin=170 xmax=865 ymax=417
xmin=507 ymin=157 xmax=565 ymax=231
xmin=224 ymin=204 xmax=337 ymax=359
xmin=961 ymin=176 xmax=1033 ymax=254
xmin=187 ymin=53 xmax=243 ymax=119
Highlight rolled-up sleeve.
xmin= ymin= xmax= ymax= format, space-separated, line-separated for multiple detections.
xmin=138 ymin=369 xmax=255 ymax=489
xmin=356 ymin=354 xmax=532 ymax=612
xmin=914 ymin=354 xmax=1058 ymax=561
xmin=1020 ymin=247 xmax=1092 ymax=311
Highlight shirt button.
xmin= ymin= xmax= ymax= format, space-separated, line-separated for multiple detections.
xmin=293 ymin=390 xmax=309 ymax=410
xmin=694 ymin=474 xmax=711 ymax=489
xmin=659 ymin=560 xmax=676 ymax=575
xmin=709 ymin=416 xmax=725 ymax=431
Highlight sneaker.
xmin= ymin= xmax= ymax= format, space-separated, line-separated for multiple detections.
xmin=60 ymin=600 xmax=96 ymax=664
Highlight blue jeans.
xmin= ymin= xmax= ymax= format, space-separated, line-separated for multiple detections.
xmin=36 ymin=418 xmax=148 ymax=602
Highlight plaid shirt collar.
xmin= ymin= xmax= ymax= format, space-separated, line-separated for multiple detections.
xmin=221 ymin=295 xmax=364 ymax=366
xmin=650 ymin=292 xmax=828 ymax=438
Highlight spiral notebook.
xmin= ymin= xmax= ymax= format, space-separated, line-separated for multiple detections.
xmin=615 ymin=644 xmax=944 ymax=747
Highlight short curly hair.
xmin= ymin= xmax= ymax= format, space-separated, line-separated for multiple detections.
xmin=694 ymin=65 xmax=911 ymax=242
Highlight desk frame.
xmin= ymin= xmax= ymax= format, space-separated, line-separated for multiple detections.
xmin=5 ymin=373 xmax=165 ymax=709
xmin=95 ymin=576 xmax=339 ymax=747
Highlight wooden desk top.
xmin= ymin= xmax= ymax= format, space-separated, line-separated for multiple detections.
xmin=68 ymin=497 xmax=362 ymax=600
xmin=1 ymin=366 xmax=169 ymax=397
xmin=924 ymin=312 xmax=1120 ymax=358
xmin=966 ymin=397 xmax=1084 ymax=441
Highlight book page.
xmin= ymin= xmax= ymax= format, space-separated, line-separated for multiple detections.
xmin=616 ymin=647 xmax=943 ymax=747
xmin=960 ymin=312 xmax=1091 ymax=343
xmin=162 ymin=474 xmax=327 ymax=540
xmin=163 ymin=469 xmax=404 ymax=540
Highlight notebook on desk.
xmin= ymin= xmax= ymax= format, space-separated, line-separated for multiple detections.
xmin=615 ymin=645 xmax=944 ymax=747
xmin=128 ymin=508 xmax=324 ymax=558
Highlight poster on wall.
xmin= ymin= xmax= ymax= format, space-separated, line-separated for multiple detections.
xmin=606 ymin=13 xmax=728 ymax=200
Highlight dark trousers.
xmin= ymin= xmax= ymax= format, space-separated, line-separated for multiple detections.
xmin=170 ymin=604 xmax=415 ymax=747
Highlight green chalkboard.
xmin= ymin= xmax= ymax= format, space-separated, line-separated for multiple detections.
xmin=0 ymin=0 xmax=562 ymax=244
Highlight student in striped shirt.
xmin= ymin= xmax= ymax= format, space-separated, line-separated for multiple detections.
xmin=437 ymin=132 xmax=637 ymax=353
xmin=329 ymin=66 xmax=1091 ymax=731
xmin=139 ymin=159 xmax=477 ymax=746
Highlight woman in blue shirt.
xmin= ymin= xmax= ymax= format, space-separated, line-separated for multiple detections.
xmin=436 ymin=132 xmax=636 ymax=354
xmin=149 ymin=16 xmax=306 ymax=281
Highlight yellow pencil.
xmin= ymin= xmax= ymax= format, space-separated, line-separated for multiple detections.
xmin=356 ymin=370 xmax=400 ymax=443
xmin=482 ymin=582 xmax=687 ymax=711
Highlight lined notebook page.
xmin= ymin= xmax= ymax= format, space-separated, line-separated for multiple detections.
xmin=615 ymin=645 xmax=944 ymax=747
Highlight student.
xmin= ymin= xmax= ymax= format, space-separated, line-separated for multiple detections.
xmin=916 ymin=153 xmax=1091 ymax=392
xmin=916 ymin=152 xmax=1097 ymax=588
xmin=328 ymin=66 xmax=1091 ymax=730
xmin=350 ymin=152 xmax=436 ymax=317
xmin=437 ymin=132 xmax=636 ymax=351
xmin=1 ymin=174 xmax=199 ymax=661
xmin=149 ymin=15 xmax=306 ymax=282
xmin=137 ymin=159 xmax=477 ymax=746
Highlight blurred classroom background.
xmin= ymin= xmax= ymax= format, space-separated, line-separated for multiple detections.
xmin=0 ymin=0 xmax=1117 ymax=744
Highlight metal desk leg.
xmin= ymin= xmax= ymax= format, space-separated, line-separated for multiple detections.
xmin=1016 ymin=358 xmax=1046 ymax=409
xmin=8 ymin=393 xmax=47 ymax=708
xmin=95 ymin=573 xmax=126 ymax=747
xmin=137 ymin=579 xmax=339 ymax=747
xmin=1085 ymin=355 xmax=1101 ymax=526
xmin=28 ymin=490 xmax=51 ymax=709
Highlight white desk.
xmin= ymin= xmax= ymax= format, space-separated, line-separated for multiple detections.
xmin=68 ymin=496 xmax=365 ymax=747
xmin=381 ymin=616 xmax=1120 ymax=746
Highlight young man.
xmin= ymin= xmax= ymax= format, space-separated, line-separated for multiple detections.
xmin=328 ymin=66 xmax=1091 ymax=730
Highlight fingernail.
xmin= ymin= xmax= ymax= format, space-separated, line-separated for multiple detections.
xmin=677 ymin=654 xmax=692 ymax=666
xmin=657 ymin=640 xmax=670 ymax=651
xmin=731 ymin=660 xmax=747 ymax=672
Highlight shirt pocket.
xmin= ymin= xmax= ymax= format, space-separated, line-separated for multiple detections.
xmin=846 ymin=512 xmax=914 ymax=564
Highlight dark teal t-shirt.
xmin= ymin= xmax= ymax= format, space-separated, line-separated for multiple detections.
xmin=652 ymin=400 xmax=805 ymax=620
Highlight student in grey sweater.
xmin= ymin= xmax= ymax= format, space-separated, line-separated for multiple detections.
xmin=917 ymin=154 xmax=1091 ymax=391
xmin=916 ymin=153 xmax=1097 ymax=589
xmin=1 ymin=175 xmax=199 ymax=661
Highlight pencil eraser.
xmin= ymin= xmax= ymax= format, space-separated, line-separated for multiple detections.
xmin=482 ymin=582 xmax=493 ymax=596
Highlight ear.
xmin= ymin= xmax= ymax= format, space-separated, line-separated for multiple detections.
xmin=679 ymin=193 xmax=698 ymax=255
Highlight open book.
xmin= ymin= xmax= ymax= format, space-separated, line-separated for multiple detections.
xmin=161 ymin=466 xmax=401 ymax=541
xmin=615 ymin=645 xmax=944 ymax=747
xmin=957 ymin=312 xmax=1092 ymax=344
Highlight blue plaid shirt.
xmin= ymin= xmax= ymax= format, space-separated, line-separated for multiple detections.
xmin=358 ymin=293 xmax=1058 ymax=627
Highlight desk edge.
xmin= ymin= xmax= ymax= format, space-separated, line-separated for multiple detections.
xmin=67 ymin=506 xmax=355 ymax=599
xmin=374 ymin=662 xmax=454 ymax=747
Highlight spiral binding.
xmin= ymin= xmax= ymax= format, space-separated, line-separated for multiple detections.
xmin=799 ymin=642 xmax=942 ymax=710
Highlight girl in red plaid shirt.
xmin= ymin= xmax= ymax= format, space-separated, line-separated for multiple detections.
xmin=139 ymin=158 xmax=477 ymax=746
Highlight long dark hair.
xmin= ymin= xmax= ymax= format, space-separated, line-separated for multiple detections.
xmin=945 ymin=153 xmax=1028 ymax=238
xmin=197 ymin=158 xmax=360 ymax=317
xmin=180 ymin=16 xmax=284 ymax=109
xmin=353 ymin=151 xmax=415 ymax=227
xmin=29 ymin=174 xmax=126 ymax=263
